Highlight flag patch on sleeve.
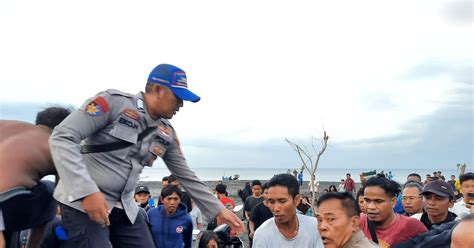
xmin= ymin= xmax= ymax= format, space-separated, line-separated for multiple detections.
xmin=85 ymin=96 xmax=110 ymax=116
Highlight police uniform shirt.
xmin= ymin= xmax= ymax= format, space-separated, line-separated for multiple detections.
xmin=50 ymin=89 xmax=223 ymax=223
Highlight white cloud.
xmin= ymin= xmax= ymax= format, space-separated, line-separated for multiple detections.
xmin=0 ymin=0 xmax=471 ymax=145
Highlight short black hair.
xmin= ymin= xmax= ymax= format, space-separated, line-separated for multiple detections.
xmin=162 ymin=176 xmax=169 ymax=182
xmin=346 ymin=173 xmax=351 ymax=177
xmin=35 ymin=107 xmax=71 ymax=129
xmin=403 ymin=181 xmax=423 ymax=192
xmin=460 ymin=173 xmax=474 ymax=185
xmin=160 ymin=185 xmax=182 ymax=199
xmin=262 ymin=182 xmax=269 ymax=191
xmin=251 ymin=180 xmax=262 ymax=187
xmin=168 ymin=174 xmax=177 ymax=183
xmin=268 ymin=174 xmax=299 ymax=198
xmin=215 ymin=184 xmax=227 ymax=194
xmin=365 ymin=176 xmax=401 ymax=198
xmin=198 ymin=231 xmax=220 ymax=248
xmin=356 ymin=187 xmax=365 ymax=199
xmin=317 ymin=192 xmax=360 ymax=217
xmin=407 ymin=173 xmax=422 ymax=182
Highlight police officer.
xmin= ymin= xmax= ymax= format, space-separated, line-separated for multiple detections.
xmin=49 ymin=64 xmax=244 ymax=247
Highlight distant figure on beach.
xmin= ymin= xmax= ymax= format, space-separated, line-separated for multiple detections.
xmin=238 ymin=182 xmax=252 ymax=203
xmin=162 ymin=176 xmax=169 ymax=187
xmin=253 ymin=174 xmax=323 ymax=247
xmin=244 ymin=180 xmax=264 ymax=247
xmin=0 ymin=107 xmax=71 ymax=248
xmin=338 ymin=179 xmax=345 ymax=192
xmin=308 ymin=175 xmax=319 ymax=193
xmin=148 ymin=185 xmax=193 ymax=248
xmin=344 ymin=173 xmax=356 ymax=193
xmin=293 ymin=169 xmax=298 ymax=180
xmin=298 ymin=171 xmax=303 ymax=187
xmin=48 ymin=64 xmax=243 ymax=247
xmin=328 ymin=185 xmax=338 ymax=193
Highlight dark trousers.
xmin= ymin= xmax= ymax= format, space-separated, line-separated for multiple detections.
xmin=1 ymin=180 xmax=57 ymax=248
xmin=59 ymin=203 xmax=155 ymax=248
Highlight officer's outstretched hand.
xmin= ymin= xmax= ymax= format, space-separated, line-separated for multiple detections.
xmin=83 ymin=192 xmax=110 ymax=227
xmin=217 ymin=208 xmax=245 ymax=234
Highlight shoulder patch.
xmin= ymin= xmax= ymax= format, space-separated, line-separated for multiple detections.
xmin=85 ymin=96 xmax=110 ymax=116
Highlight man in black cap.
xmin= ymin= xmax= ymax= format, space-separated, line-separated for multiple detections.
xmin=134 ymin=185 xmax=153 ymax=212
xmin=411 ymin=180 xmax=457 ymax=230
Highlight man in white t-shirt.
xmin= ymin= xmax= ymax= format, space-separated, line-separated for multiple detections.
xmin=450 ymin=173 xmax=474 ymax=219
xmin=253 ymin=174 xmax=323 ymax=248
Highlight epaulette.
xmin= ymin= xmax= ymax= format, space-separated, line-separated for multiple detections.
xmin=105 ymin=89 xmax=134 ymax=98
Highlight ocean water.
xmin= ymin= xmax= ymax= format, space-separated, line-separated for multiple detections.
xmin=141 ymin=166 xmax=467 ymax=183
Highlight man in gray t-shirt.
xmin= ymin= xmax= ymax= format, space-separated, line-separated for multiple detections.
xmin=253 ymin=174 xmax=323 ymax=248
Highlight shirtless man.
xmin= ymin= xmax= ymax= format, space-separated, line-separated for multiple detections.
xmin=0 ymin=107 xmax=70 ymax=248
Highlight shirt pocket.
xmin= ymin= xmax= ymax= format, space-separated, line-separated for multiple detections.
xmin=108 ymin=124 xmax=138 ymax=159
xmin=141 ymin=134 xmax=171 ymax=167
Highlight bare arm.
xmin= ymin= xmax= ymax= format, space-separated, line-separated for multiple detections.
xmin=249 ymin=221 xmax=256 ymax=238
xmin=0 ymin=231 xmax=4 ymax=248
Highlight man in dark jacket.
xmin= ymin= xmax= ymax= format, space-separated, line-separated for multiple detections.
xmin=148 ymin=185 xmax=192 ymax=248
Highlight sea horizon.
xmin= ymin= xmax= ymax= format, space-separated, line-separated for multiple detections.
xmin=141 ymin=166 xmax=469 ymax=183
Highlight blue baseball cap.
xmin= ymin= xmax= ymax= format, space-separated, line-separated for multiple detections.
xmin=147 ymin=64 xmax=201 ymax=102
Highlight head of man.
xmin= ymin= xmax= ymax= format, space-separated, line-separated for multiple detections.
xmin=35 ymin=107 xmax=71 ymax=129
xmin=346 ymin=173 xmax=351 ymax=179
xmin=317 ymin=192 xmax=361 ymax=248
xmin=251 ymin=180 xmax=263 ymax=197
xmin=402 ymin=182 xmax=423 ymax=216
xmin=364 ymin=176 xmax=401 ymax=227
xmin=144 ymin=64 xmax=200 ymax=119
xmin=161 ymin=185 xmax=182 ymax=216
xmin=167 ymin=174 xmax=180 ymax=187
xmin=215 ymin=183 xmax=227 ymax=198
xmin=421 ymin=180 xmax=455 ymax=222
xmin=162 ymin=176 xmax=169 ymax=187
xmin=134 ymin=185 xmax=151 ymax=205
xmin=451 ymin=214 xmax=474 ymax=248
xmin=266 ymin=174 xmax=300 ymax=225
xmin=460 ymin=173 xmax=474 ymax=205
xmin=406 ymin=173 xmax=422 ymax=183
xmin=356 ymin=187 xmax=366 ymax=214
xmin=450 ymin=175 xmax=456 ymax=181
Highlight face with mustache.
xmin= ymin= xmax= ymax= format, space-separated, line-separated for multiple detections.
xmin=317 ymin=199 xmax=359 ymax=248
xmin=364 ymin=186 xmax=397 ymax=227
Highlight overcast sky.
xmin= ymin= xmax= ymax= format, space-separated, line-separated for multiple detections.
xmin=0 ymin=0 xmax=472 ymax=170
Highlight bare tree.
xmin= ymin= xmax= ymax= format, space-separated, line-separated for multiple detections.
xmin=285 ymin=131 xmax=329 ymax=215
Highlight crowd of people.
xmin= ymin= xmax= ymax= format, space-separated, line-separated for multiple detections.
xmin=0 ymin=63 xmax=473 ymax=248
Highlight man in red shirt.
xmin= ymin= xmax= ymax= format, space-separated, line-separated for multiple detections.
xmin=215 ymin=184 xmax=235 ymax=210
xmin=360 ymin=176 xmax=427 ymax=247
xmin=344 ymin=173 xmax=356 ymax=193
